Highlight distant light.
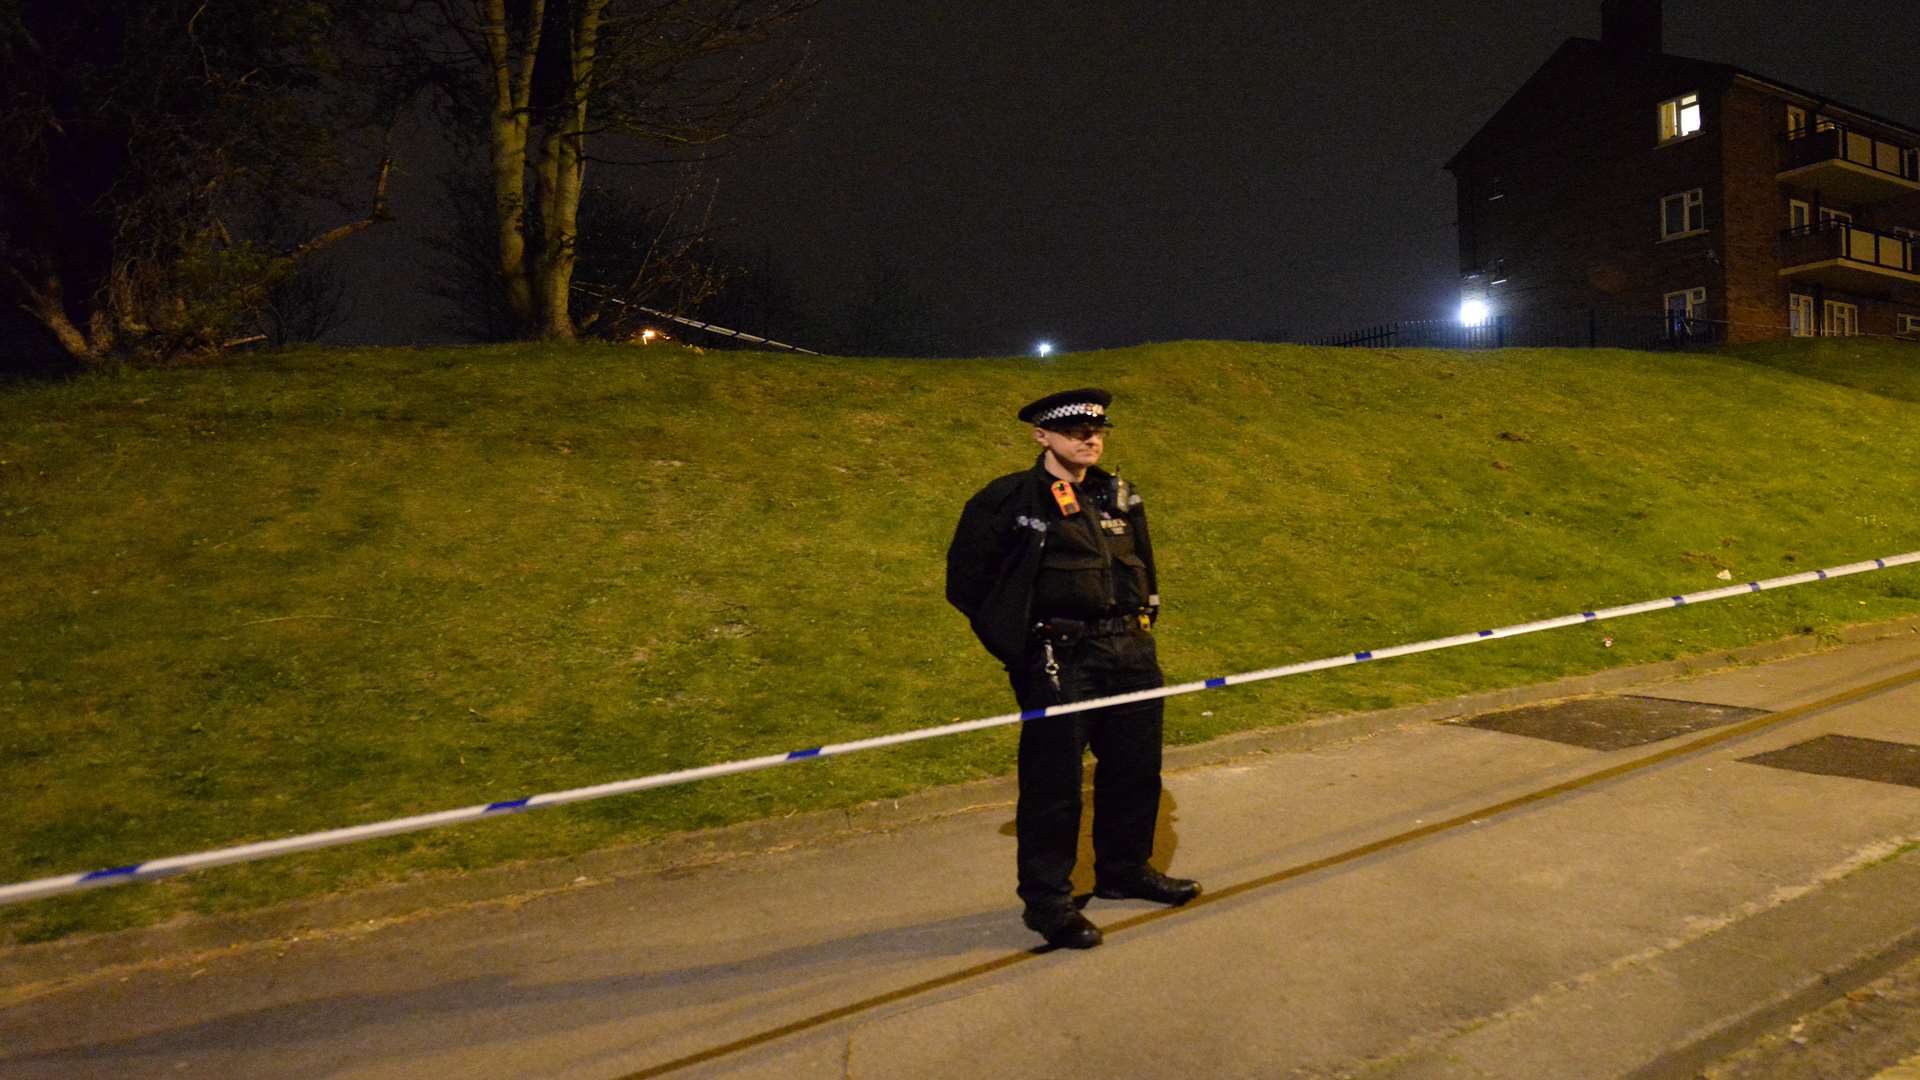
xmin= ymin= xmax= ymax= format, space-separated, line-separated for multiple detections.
xmin=1459 ymin=300 xmax=1491 ymax=328
xmin=640 ymin=327 xmax=659 ymax=343
xmin=1035 ymin=341 xmax=1054 ymax=357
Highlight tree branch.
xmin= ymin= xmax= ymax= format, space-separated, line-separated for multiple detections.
xmin=10 ymin=265 xmax=101 ymax=363
xmin=286 ymin=156 xmax=394 ymax=263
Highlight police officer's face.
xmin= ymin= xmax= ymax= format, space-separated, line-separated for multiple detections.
xmin=1034 ymin=424 xmax=1106 ymax=469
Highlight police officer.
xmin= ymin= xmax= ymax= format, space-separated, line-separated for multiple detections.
xmin=945 ymin=387 xmax=1201 ymax=949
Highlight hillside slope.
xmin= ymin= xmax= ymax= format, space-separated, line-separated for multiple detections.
xmin=3 ymin=338 xmax=1919 ymax=939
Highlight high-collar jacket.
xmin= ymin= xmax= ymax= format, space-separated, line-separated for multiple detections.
xmin=945 ymin=452 xmax=1160 ymax=669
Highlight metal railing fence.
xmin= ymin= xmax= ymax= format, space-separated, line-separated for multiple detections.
xmin=1315 ymin=312 xmax=1725 ymax=351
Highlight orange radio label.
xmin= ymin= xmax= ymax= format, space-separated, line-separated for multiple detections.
xmin=1050 ymin=480 xmax=1080 ymax=516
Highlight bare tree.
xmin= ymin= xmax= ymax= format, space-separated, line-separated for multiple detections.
xmin=421 ymin=156 xmax=526 ymax=341
xmin=421 ymin=152 xmax=728 ymax=341
xmin=258 ymin=253 xmax=357 ymax=347
xmin=571 ymin=176 xmax=732 ymax=339
xmin=394 ymin=0 xmax=818 ymax=341
xmin=0 ymin=2 xmax=393 ymax=365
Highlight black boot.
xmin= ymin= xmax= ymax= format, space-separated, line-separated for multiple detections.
xmin=1022 ymin=902 xmax=1103 ymax=949
xmin=1093 ymin=866 xmax=1201 ymax=906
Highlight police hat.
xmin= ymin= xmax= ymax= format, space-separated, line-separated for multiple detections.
xmin=1017 ymin=387 xmax=1113 ymax=430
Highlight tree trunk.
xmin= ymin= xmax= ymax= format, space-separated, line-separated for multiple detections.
xmin=531 ymin=0 xmax=607 ymax=341
xmin=285 ymin=158 xmax=394 ymax=262
xmin=480 ymin=0 xmax=544 ymax=331
xmin=531 ymin=131 xmax=571 ymax=340
xmin=13 ymin=270 xmax=106 ymax=364
xmin=490 ymin=121 xmax=534 ymax=327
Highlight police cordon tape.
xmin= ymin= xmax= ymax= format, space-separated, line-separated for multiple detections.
xmin=4 ymin=551 xmax=1919 ymax=908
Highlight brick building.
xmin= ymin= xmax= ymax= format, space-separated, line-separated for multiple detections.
xmin=1447 ymin=0 xmax=1920 ymax=345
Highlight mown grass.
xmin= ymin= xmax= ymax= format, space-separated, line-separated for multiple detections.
xmin=1733 ymin=334 xmax=1920 ymax=403
xmin=4 ymin=337 xmax=1920 ymax=942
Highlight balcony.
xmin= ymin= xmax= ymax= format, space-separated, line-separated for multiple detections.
xmin=1779 ymin=220 xmax=1920 ymax=291
xmin=1778 ymin=124 xmax=1920 ymax=204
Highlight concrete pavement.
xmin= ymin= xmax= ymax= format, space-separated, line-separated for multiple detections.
xmin=4 ymin=633 xmax=1920 ymax=1078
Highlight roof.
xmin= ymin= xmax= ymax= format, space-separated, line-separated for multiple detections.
xmin=1721 ymin=65 xmax=1920 ymax=143
xmin=1446 ymin=37 xmax=1920 ymax=173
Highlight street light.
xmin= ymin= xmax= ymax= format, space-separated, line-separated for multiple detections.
xmin=1459 ymin=300 xmax=1491 ymax=328
xmin=1035 ymin=341 xmax=1054 ymax=357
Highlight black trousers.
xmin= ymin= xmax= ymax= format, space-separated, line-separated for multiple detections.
xmin=1008 ymin=627 xmax=1165 ymax=907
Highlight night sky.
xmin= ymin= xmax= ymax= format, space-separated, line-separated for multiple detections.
xmin=344 ymin=0 xmax=1919 ymax=354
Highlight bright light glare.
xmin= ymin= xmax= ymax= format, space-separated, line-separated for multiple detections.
xmin=1459 ymin=300 xmax=1491 ymax=327
xmin=1035 ymin=341 xmax=1054 ymax=357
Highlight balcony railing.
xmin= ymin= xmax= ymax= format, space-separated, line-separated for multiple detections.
xmin=1779 ymin=124 xmax=1920 ymax=203
xmin=1780 ymin=220 xmax=1920 ymax=287
xmin=1783 ymin=123 xmax=1919 ymax=179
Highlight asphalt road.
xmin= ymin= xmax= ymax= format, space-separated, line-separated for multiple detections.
xmin=4 ymin=634 xmax=1920 ymax=1079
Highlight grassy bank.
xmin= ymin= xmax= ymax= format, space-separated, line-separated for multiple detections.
xmin=4 ymin=337 xmax=1920 ymax=942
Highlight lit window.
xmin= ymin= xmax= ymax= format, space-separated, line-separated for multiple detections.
xmin=1789 ymin=294 xmax=1815 ymax=337
xmin=1659 ymin=93 xmax=1703 ymax=142
xmin=1660 ymin=189 xmax=1705 ymax=239
xmin=1823 ymin=300 xmax=1859 ymax=337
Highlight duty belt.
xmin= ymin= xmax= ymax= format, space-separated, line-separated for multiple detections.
xmin=1033 ymin=613 xmax=1149 ymax=639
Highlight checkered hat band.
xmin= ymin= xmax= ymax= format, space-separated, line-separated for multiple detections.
xmin=1034 ymin=402 xmax=1107 ymax=423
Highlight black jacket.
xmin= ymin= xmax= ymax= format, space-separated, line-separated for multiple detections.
xmin=945 ymin=453 xmax=1160 ymax=669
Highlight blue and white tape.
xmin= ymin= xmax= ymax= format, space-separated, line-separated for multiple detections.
xmin=3 ymin=550 xmax=1916 ymax=907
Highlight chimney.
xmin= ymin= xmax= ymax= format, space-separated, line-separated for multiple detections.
xmin=1601 ymin=0 xmax=1663 ymax=54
